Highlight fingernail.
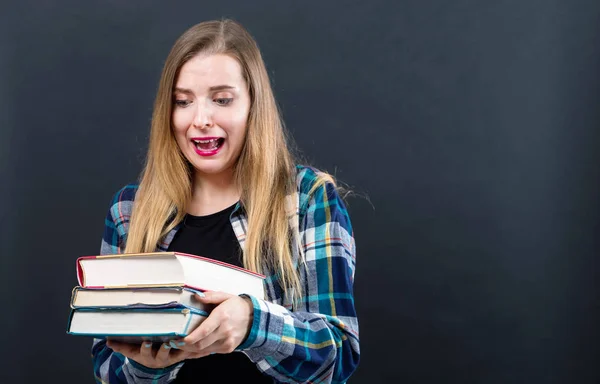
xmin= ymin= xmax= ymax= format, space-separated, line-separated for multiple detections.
xmin=177 ymin=341 xmax=186 ymax=346
xmin=163 ymin=343 xmax=171 ymax=350
xmin=144 ymin=343 xmax=152 ymax=348
xmin=210 ymin=352 xmax=215 ymax=355
xmin=196 ymin=292 xmax=205 ymax=298
xmin=169 ymin=340 xmax=179 ymax=349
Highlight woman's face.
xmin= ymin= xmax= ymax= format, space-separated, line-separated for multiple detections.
xmin=172 ymin=53 xmax=251 ymax=180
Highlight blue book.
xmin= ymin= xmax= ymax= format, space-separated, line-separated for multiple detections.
xmin=66 ymin=307 xmax=208 ymax=343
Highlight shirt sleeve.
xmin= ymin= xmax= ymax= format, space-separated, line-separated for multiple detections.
xmin=237 ymin=180 xmax=360 ymax=383
xmin=91 ymin=186 xmax=183 ymax=383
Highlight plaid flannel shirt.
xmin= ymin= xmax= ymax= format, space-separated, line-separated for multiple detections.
xmin=92 ymin=165 xmax=360 ymax=383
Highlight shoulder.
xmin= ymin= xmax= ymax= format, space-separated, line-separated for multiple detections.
xmin=101 ymin=183 xmax=138 ymax=252
xmin=105 ymin=183 xmax=139 ymax=219
xmin=110 ymin=183 xmax=139 ymax=203
xmin=295 ymin=164 xmax=322 ymax=192
xmin=295 ymin=165 xmax=330 ymax=208
xmin=294 ymin=165 xmax=350 ymax=222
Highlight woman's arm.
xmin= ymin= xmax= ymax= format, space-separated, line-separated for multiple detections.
xmin=238 ymin=178 xmax=360 ymax=383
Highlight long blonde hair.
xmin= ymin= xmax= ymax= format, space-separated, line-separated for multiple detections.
xmin=124 ymin=19 xmax=329 ymax=300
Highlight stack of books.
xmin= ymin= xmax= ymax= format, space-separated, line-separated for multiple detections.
xmin=66 ymin=252 xmax=265 ymax=343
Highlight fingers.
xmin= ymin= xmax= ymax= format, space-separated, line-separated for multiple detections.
xmin=139 ymin=341 xmax=155 ymax=360
xmin=184 ymin=312 xmax=221 ymax=345
xmin=155 ymin=342 xmax=174 ymax=365
xmin=177 ymin=326 xmax=221 ymax=353
xmin=181 ymin=295 xmax=253 ymax=355
xmin=188 ymin=339 xmax=232 ymax=358
xmin=106 ymin=339 xmax=192 ymax=369
xmin=146 ymin=342 xmax=189 ymax=368
xmin=107 ymin=340 xmax=141 ymax=357
xmin=195 ymin=291 xmax=233 ymax=304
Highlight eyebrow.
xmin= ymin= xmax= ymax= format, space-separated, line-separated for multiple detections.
xmin=173 ymin=85 xmax=236 ymax=94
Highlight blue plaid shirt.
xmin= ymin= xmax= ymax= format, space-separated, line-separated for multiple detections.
xmin=92 ymin=165 xmax=359 ymax=383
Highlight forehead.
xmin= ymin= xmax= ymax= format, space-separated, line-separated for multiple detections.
xmin=176 ymin=53 xmax=246 ymax=88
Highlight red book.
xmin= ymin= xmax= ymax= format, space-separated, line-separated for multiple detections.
xmin=77 ymin=251 xmax=265 ymax=299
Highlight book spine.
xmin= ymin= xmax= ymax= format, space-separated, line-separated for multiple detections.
xmin=65 ymin=309 xmax=75 ymax=333
xmin=76 ymin=256 xmax=95 ymax=287
xmin=69 ymin=287 xmax=80 ymax=309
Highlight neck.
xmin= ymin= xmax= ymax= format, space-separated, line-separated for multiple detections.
xmin=188 ymin=168 xmax=240 ymax=216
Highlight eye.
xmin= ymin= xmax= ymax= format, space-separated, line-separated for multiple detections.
xmin=174 ymin=99 xmax=191 ymax=107
xmin=214 ymin=98 xmax=233 ymax=106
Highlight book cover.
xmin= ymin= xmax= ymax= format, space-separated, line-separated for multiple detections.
xmin=69 ymin=286 xmax=213 ymax=312
xmin=76 ymin=251 xmax=266 ymax=299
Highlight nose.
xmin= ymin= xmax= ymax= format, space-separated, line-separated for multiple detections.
xmin=192 ymin=104 xmax=213 ymax=129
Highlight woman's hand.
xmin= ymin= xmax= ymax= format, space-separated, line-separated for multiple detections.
xmin=173 ymin=291 xmax=254 ymax=358
xmin=106 ymin=340 xmax=195 ymax=369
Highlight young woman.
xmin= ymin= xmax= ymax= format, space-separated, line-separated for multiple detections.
xmin=92 ymin=19 xmax=359 ymax=383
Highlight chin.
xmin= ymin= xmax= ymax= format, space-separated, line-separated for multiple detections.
xmin=191 ymin=163 xmax=232 ymax=176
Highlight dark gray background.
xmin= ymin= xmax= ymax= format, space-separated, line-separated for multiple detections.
xmin=1 ymin=0 xmax=599 ymax=383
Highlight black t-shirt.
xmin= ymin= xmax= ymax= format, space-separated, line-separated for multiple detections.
xmin=167 ymin=203 xmax=272 ymax=383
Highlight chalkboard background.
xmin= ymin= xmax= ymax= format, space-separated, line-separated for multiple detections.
xmin=1 ymin=1 xmax=599 ymax=382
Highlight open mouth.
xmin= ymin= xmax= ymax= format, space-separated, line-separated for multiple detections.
xmin=192 ymin=138 xmax=225 ymax=153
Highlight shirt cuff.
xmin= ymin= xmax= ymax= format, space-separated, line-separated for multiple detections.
xmin=236 ymin=294 xmax=287 ymax=356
